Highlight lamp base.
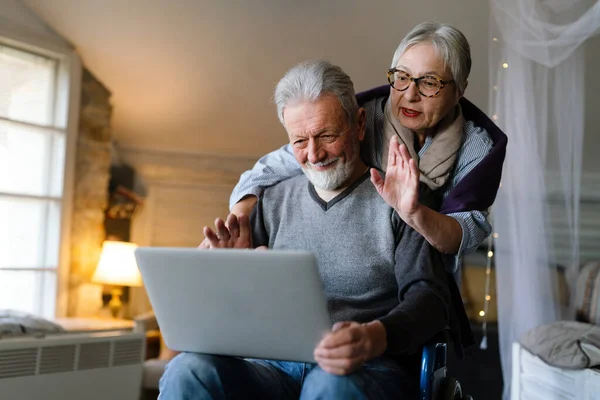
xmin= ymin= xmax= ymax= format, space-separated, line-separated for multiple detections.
xmin=107 ymin=287 xmax=124 ymax=318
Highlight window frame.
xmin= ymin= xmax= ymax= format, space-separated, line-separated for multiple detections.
xmin=0 ymin=26 xmax=81 ymax=318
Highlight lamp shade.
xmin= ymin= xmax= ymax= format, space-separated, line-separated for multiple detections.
xmin=92 ymin=241 xmax=142 ymax=287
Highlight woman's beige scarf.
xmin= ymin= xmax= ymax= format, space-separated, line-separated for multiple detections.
xmin=382 ymin=97 xmax=464 ymax=190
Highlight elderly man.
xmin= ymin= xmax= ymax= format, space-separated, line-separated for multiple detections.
xmin=158 ymin=60 xmax=453 ymax=400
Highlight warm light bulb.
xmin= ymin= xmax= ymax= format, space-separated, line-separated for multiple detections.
xmin=488 ymin=251 xmax=494 ymax=258
xmin=493 ymin=233 xmax=499 ymax=239
xmin=479 ymin=311 xmax=486 ymax=317
xmin=502 ymin=63 xmax=509 ymax=69
xmin=486 ymin=295 xmax=491 ymax=301
xmin=492 ymin=114 xmax=498 ymax=121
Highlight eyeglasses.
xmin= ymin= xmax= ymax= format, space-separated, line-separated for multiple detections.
xmin=387 ymin=69 xmax=454 ymax=98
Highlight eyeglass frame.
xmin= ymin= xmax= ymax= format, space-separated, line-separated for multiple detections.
xmin=386 ymin=68 xmax=455 ymax=98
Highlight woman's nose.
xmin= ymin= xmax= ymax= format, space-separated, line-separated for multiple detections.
xmin=404 ymin=81 xmax=421 ymax=102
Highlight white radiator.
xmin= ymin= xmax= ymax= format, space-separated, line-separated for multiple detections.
xmin=0 ymin=331 xmax=145 ymax=400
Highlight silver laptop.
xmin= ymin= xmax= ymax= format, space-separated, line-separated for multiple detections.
xmin=134 ymin=247 xmax=332 ymax=363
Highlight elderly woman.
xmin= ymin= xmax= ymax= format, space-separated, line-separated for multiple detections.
xmin=227 ymin=22 xmax=506 ymax=270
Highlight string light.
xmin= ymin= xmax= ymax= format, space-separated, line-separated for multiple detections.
xmin=480 ymin=36 xmax=503 ymax=350
xmin=480 ymin=214 xmax=495 ymax=350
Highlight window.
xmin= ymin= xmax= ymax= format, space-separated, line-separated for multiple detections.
xmin=0 ymin=43 xmax=69 ymax=318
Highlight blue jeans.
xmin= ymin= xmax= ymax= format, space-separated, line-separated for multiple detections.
xmin=158 ymin=353 xmax=418 ymax=399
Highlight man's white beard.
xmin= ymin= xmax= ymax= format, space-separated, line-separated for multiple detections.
xmin=302 ymin=144 xmax=359 ymax=191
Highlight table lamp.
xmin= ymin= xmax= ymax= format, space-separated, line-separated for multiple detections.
xmin=92 ymin=240 xmax=142 ymax=318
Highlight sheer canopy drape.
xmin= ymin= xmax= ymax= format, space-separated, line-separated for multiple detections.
xmin=488 ymin=0 xmax=600 ymax=397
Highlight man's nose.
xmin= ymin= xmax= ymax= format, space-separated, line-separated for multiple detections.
xmin=404 ymin=81 xmax=421 ymax=102
xmin=307 ymin=139 xmax=324 ymax=164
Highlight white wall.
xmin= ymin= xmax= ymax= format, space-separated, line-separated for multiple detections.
xmin=143 ymin=0 xmax=488 ymax=158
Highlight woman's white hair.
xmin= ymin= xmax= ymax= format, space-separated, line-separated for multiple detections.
xmin=274 ymin=60 xmax=358 ymax=126
xmin=391 ymin=22 xmax=472 ymax=93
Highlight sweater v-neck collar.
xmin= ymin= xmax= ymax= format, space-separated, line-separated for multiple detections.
xmin=308 ymin=172 xmax=371 ymax=211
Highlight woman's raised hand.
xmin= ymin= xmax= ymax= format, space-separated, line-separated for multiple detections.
xmin=370 ymin=136 xmax=421 ymax=223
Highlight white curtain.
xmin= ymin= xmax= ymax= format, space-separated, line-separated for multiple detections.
xmin=488 ymin=0 xmax=600 ymax=398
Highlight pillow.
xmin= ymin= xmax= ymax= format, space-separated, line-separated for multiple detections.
xmin=0 ymin=309 xmax=65 ymax=338
xmin=520 ymin=321 xmax=600 ymax=369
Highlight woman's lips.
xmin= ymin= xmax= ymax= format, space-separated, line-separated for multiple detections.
xmin=401 ymin=107 xmax=422 ymax=118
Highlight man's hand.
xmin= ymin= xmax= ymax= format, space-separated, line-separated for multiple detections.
xmin=198 ymin=196 xmax=258 ymax=248
xmin=313 ymin=321 xmax=387 ymax=375
xmin=371 ymin=136 xmax=420 ymax=224
xmin=201 ymin=213 xmax=253 ymax=249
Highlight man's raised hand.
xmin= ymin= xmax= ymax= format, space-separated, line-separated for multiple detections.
xmin=202 ymin=213 xmax=253 ymax=249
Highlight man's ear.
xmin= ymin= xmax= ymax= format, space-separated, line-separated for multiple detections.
xmin=356 ymin=107 xmax=366 ymax=141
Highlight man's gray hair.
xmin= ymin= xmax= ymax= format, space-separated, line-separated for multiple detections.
xmin=274 ymin=60 xmax=358 ymax=126
xmin=390 ymin=22 xmax=471 ymax=93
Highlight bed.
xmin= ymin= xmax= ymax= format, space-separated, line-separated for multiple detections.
xmin=511 ymin=342 xmax=600 ymax=400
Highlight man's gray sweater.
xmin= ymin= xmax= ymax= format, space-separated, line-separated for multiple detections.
xmin=251 ymin=172 xmax=450 ymax=356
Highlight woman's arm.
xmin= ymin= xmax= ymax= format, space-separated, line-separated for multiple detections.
xmin=372 ymin=137 xmax=453 ymax=248
xmin=371 ymin=137 xmax=483 ymax=255
xmin=372 ymin=126 xmax=494 ymax=257
xmin=406 ymin=205 xmax=462 ymax=254
xmin=229 ymin=144 xmax=302 ymax=210
xmin=399 ymin=207 xmax=491 ymax=253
